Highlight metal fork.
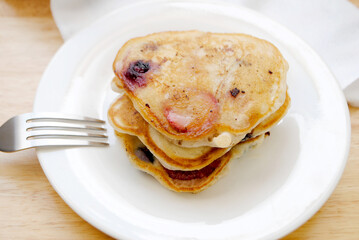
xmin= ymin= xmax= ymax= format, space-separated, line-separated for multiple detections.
xmin=0 ymin=113 xmax=108 ymax=152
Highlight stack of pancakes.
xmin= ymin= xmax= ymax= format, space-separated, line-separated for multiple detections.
xmin=108 ymin=31 xmax=290 ymax=193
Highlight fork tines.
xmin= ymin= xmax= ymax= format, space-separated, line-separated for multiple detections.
xmin=25 ymin=113 xmax=108 ymax=147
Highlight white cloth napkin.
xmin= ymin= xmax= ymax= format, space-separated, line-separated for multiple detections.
xmin=51 ymin=0 xmax=359 ymax=106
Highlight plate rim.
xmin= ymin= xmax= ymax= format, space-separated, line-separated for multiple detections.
xmin=34 ymin=1 xmax=351 ymax=239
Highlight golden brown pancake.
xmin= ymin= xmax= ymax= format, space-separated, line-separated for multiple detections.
xmin=119 ymin=132 xmax=265 ymax=193
xmin=108 ymin=93 xmax=289 ymax=170
xmin=113 ymin=31 xmax=288 ymax=148
xmin=108 ymin=95 xmax=231 ymax=170
xmin=252 ymin=92 xmax=290 ymax=137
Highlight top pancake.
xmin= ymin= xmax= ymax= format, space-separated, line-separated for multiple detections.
xmin=113 ymin=31 xmax=288 ymax=147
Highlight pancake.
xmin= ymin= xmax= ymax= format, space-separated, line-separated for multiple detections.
xmin=111 ymin=77 xmax=125 ymax=93
xmin=108 ymin=94 xmax=231 ymax=170
xmin=168 ymin=91 xmax=290 ymax=148
xmin=118 ymin=132 xmax=265 ymax=193
xmin=113 ymin=31 xmax=288 ymax=148
xmin=108 ymin=93 xmax=289 ymax=170
xmin=252 ymin=91 xmax=290 ymax=137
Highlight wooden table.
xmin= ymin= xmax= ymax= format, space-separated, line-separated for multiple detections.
xmin=0 ymin=0 xmax=358 ymax=239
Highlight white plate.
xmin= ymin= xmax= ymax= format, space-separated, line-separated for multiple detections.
xmin=34 ymin=1 xmax=351 ymax=239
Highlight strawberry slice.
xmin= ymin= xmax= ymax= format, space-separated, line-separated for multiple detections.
xmin=163 ymin=88 xmax=219 ymax=136
xmin=165 ymin=110 xmax=193 ymax=133
xmin=164 ymin=159 xmax=221 ymax=180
